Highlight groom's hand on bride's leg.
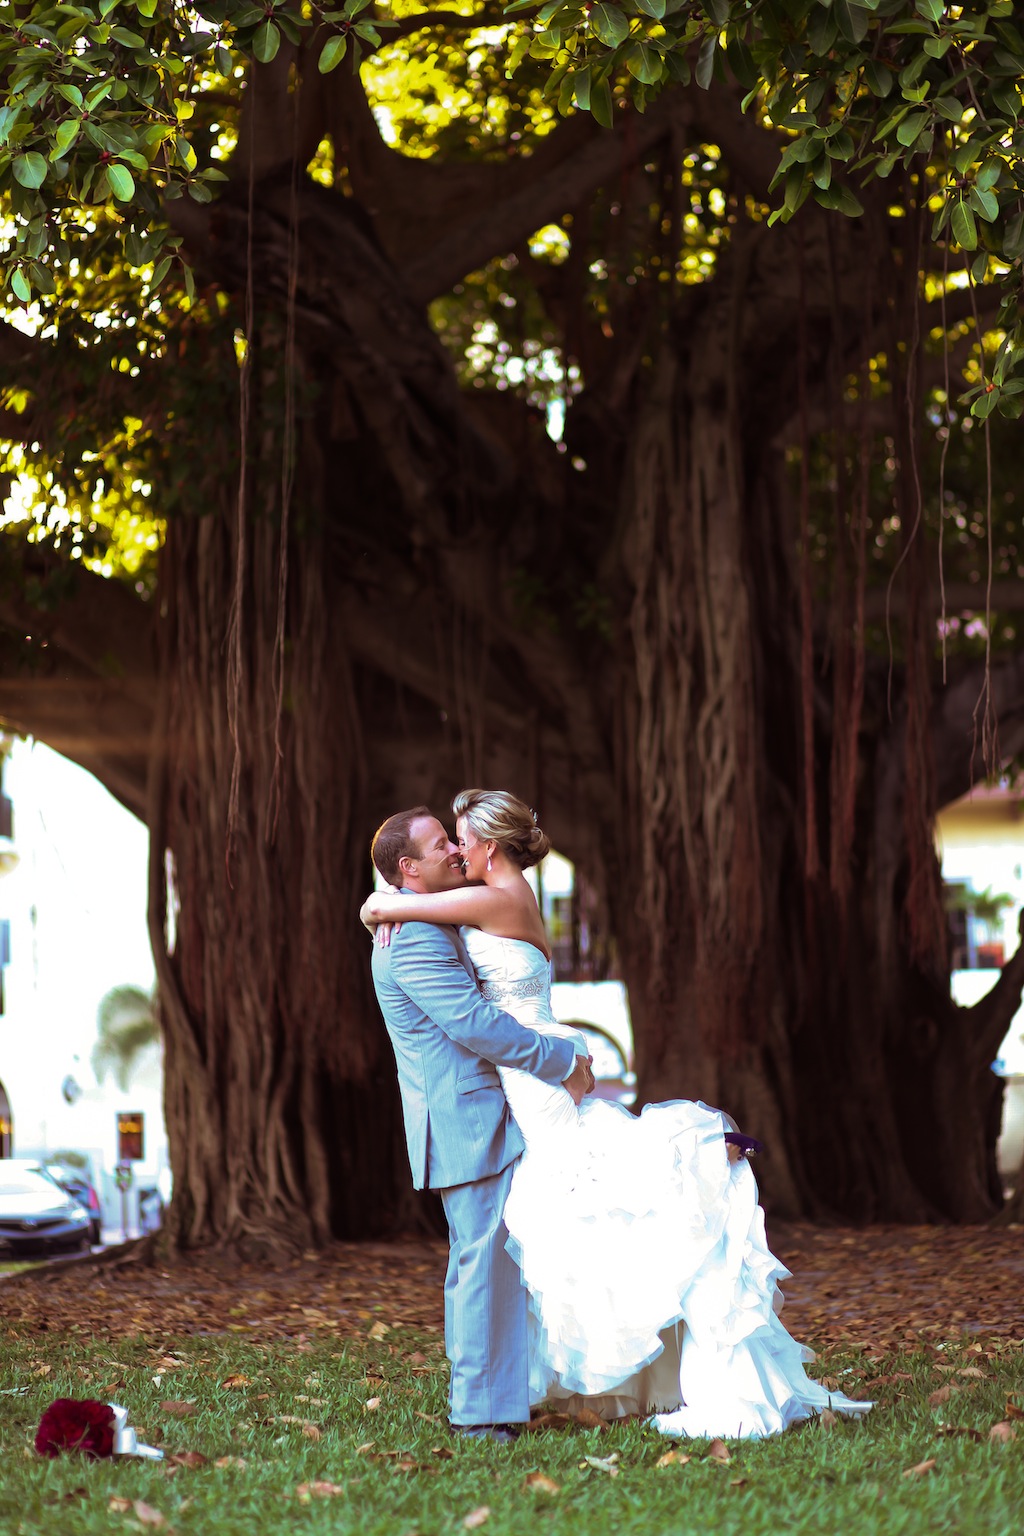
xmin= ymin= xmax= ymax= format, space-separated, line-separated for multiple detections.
xmin=564 ymin=1055 xmax=595 ymax=1105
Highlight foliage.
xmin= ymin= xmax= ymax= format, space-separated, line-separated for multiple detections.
xmin=506 ymin=1 xmax=1024 ymax=406
xmin=91 ymin=982 xmax=159 ymax=1089
xmin=0 ymin=0 xmax=395 ymax=300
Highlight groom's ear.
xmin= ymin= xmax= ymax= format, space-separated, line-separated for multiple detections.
xmin=396 ymin=854 xmax=416 ymax=881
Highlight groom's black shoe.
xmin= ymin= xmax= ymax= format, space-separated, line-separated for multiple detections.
xmin=724 ymin=1131 xmax=764 ymax=1159
xmin=451 ymin=1423 xmax=521 ymax=1445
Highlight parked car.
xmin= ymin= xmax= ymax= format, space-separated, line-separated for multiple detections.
xmin=46 ymin=1163 xmax=103 ymax=1246
xmin=0 ymin=1160 xmax=92 ymax=1260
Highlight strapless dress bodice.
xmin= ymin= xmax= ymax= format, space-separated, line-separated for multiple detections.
xmin=460 ymin=929 xmax=558 ymax=1027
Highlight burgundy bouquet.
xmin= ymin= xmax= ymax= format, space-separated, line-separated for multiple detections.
xmin=35 ymin=1398 xmax=117 ymax=1459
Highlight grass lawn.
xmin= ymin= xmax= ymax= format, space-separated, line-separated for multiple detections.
xmin=1 ymin=1322 xmax=1022 ymax=1536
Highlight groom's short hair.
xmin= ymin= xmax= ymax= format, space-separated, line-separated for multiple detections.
xmin=371 ymin=805 xmax=432 ymax=887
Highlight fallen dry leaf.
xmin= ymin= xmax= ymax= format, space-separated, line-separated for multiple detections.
xmin=989 ymin=1421 xmax=1017 ymax=1443
xmin=302 ymin=1423 xmax=322 ymax=1441
xmin=958 ymin=1367 xmax=986 ymax=1379
xmin=816 ymin=1409 xmax=839 ymax=1428
xmin=354 ymin=1442 xmax=375 ymax=1454
xmin=463 ymin=1508 xmax=490 ymax=1529
xmin=364 ymin=1397 xmax=381 ymax=1412
xmin=729 ymin=1477 xmax=749 ymax=1487
xmin=213 ymin=1456 xmax=247 ymax=1470
xmin=936 ymin=1424 xmax=984 ymax=1441
xmin=430 ymin=1446 xmax=454 ymax=1460
xmin=368 ymin=1321 xmax=391 ymax=1341
xmin=165 ymin=1451 xmax=209 ymax=1469
xmin=928 ymin=1386 xmax=953 ymax=1407
xmin=572 ymin=1407 xmax=609 ymax=1432
xmin=656 ymin=1450 xmax=685 ymax=1467
xmin=523 ymin=1473 xmax=560 ymax=1493
xmin=902 ymin=1458 xmax=938 ymax=1478
xmin=133 ymin=1501 xmax=167 ymax=1527
xmin=581 ymin=1453 xmax=620 ymax=1476
xmin=1005 ymin=1398 xmax=1024 ymax=1421
xmin=296 ymin=1481 xmax=345 ymax=1499
xmin=221 ymin=1374 xmax=250 ymax=1389
xmin=707 ymin=1439 xmax=732 ymax=1463
xmin=108 ymin=1496 xmax=133 ymax=1513
xmin=525 ymin=1412 xmax=572 ymax=1432
xmin=159 ymin=1401 xmax=197 ymax=1417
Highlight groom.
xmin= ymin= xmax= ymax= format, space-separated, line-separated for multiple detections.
xmin=369 ymin=805 xmax=593 ymax=1443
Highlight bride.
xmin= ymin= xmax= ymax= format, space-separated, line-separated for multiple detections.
xmin=361 ymin=788 xmax=870 ymax=1440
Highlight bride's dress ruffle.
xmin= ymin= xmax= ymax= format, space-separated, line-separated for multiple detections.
xmin=462 ymin=928 xmax=872 ymax=1440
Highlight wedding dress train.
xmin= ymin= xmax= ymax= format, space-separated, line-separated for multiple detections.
xmin=462 ymin=928 xmax=871 ymax=1440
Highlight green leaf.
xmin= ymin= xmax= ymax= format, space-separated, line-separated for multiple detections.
xmin=29 ymin=261 xmax=55 ymax=297
xmin=833 ymin=184 xmax=864 ymax=217
xmin=976 ymin=161 xmax=1002 ymax=192
xmin=703 ymin=0 xmax=729 ymax=25
xmin=11 ymin=267 xmax=31 ymax=303
xmin=252 ymin=20 xmax=280 ymax=64
xmin=319 ymin=34 xmax=348 ymax=72
xmin=589 ymin=4 xmax=630 ymax=48
xmin=107 ymin=162 xmax=135 ymax=201
xmin=1003 ymin=208 xmax=1024 ymax=260
xmin=695 ymin=34 xmax=716 ymax=90
xmin=51 ymin=120 xmax=80 ymax=160
xmin=623 ymin=40 xmax=663 ymax=85
xmin=726 ymin=37 xmax=756 ymax=90
xmin=951 ymin=199 xmax=978 ymax=250
xmin=13 ymin=152 xmax=48 ymax=190
xmin=863 ymin=59 xmax=892 ymax=97
xmin=174 ymin=136 xmax=197 ymax=171
xmin=915 ymin=0 xmax=944 ymax=21
xmin=571 ymin=64 xmax=591 ymax=111
xmin=783 ymin=165 xmax=809 ymax=214
xmin=834 ymin=0 xmax=870 ymax=46
xmin=591 ymin=75 xmax=614 ymax=128
xmin=632 ymin=0 xmax=665 ymax=17
xmin=151 ymin=254 xmax=172 ymax=288
xmin=895 ymin=111 xmax=929 ymax=146
xmin=932 ymin=95 xmax=963 ymax=122
xmin=807 ymin=5 xmax=838 ymax=56
xmin=969 ymin=185 xmax=999 ymax=223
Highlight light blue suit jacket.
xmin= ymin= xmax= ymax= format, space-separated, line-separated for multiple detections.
xmin=372 ymin=920 xmax=575 ymax=1191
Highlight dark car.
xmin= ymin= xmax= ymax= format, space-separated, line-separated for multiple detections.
xmin=46 ymin=1164 xmax=103 ymax=1246
xmin=0 ymin=1161 xmax=92 ymax=1260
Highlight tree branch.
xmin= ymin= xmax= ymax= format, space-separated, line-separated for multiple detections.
xmin=401 ymin=94 xmax=684 ymax=303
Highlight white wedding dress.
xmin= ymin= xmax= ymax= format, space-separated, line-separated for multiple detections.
xmin=463 ymin=927 xmax=872 ymax=1440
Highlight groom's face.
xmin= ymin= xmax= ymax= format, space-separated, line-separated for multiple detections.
xmin=407 ymin=816 xmax=465 ymax=893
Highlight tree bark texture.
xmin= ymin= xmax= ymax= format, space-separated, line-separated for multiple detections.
xmin=4 ymin=65 xmax=1024 ymax=1243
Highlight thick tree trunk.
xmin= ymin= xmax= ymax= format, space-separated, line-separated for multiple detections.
xmin=607 ymin=253 xmax=1024 ymax=1223
xmin=147 ymin=492 xmax=419 ymax=1251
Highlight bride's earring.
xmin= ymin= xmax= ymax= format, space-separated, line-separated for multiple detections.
xmin=486 ymin=852 xmax=493 ymax=873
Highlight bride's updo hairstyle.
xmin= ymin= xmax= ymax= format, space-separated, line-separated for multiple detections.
xmin=452 ymin=789 xmax=551 ymax=870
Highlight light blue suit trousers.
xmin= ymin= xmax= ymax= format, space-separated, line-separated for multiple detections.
xmin=372 ymin=918 xmax=575 ymax=1425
